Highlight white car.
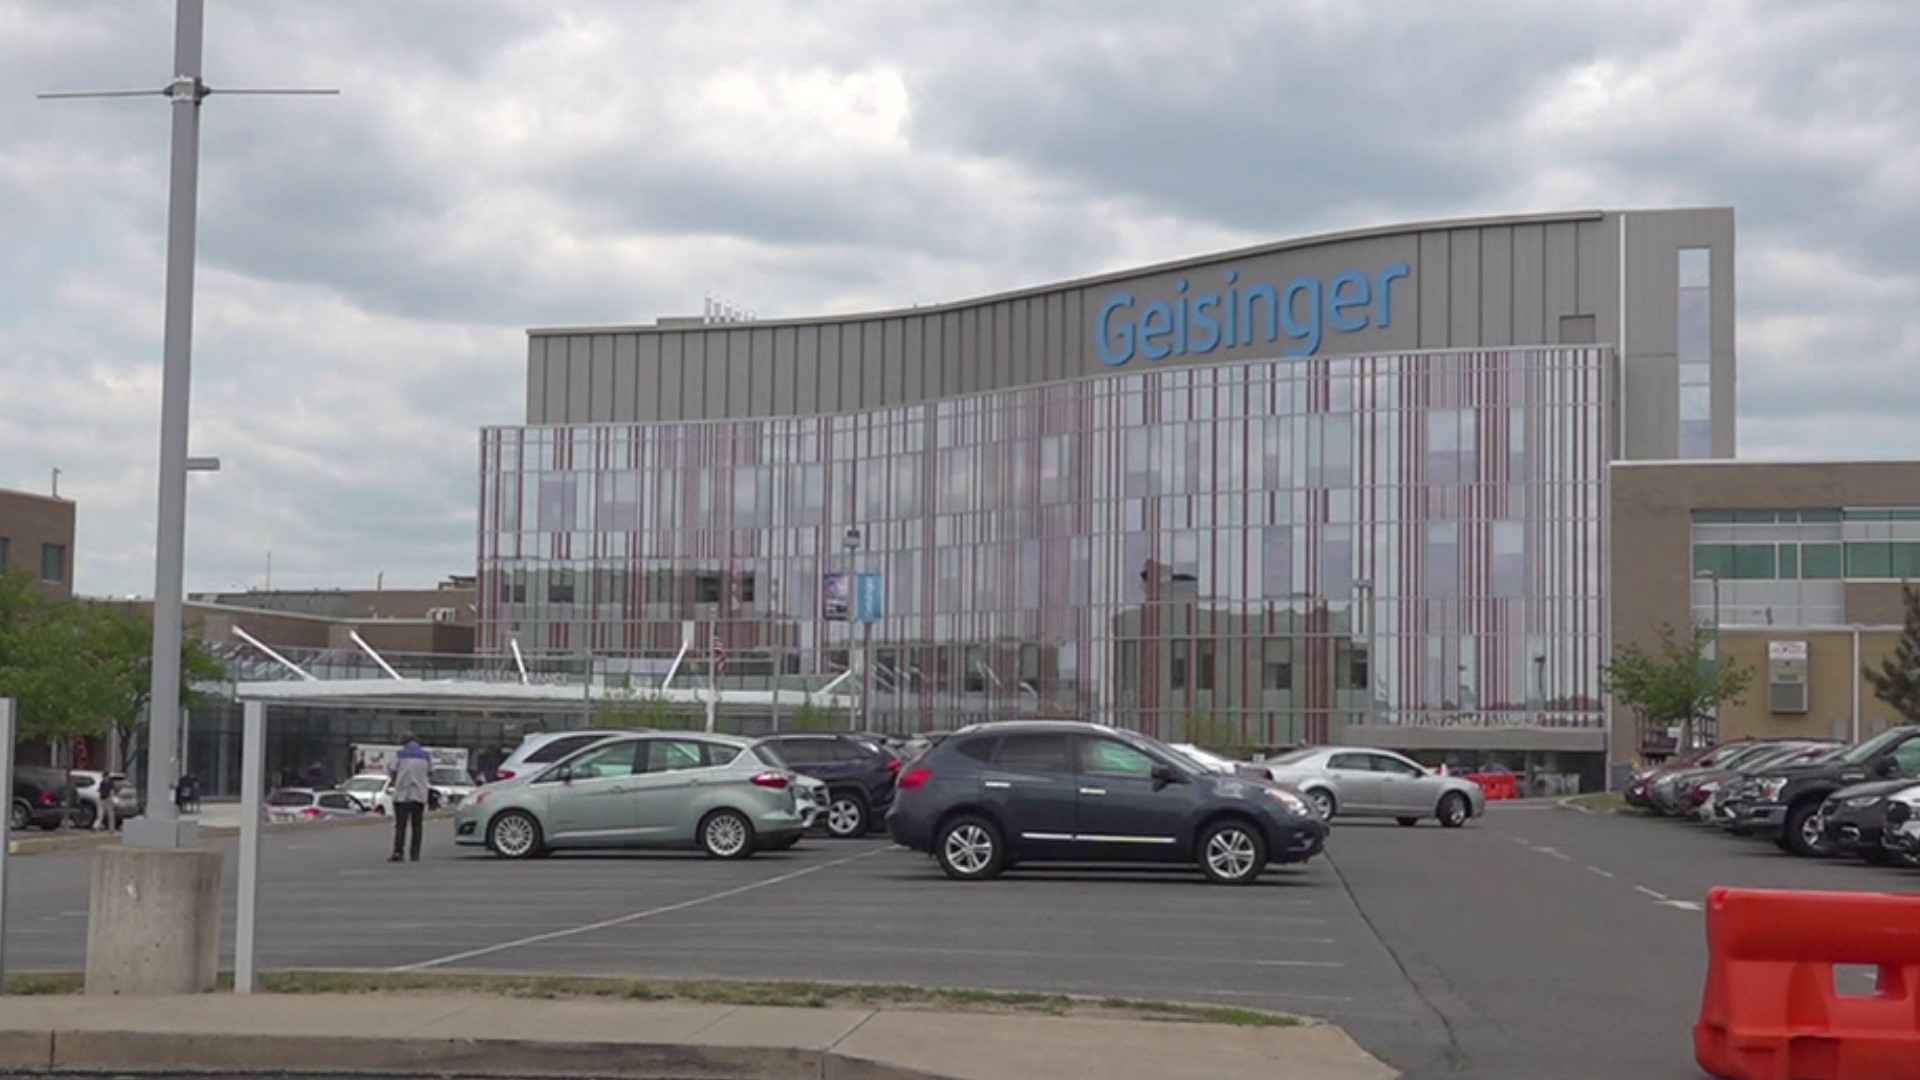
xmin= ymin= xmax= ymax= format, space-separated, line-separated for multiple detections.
xmin=340 ymin=773 xmax=395 ymax=815
xmin=1264 ymin=746 xmax=1487 ymax=827
xmin=70 ymin=770 xmax=140 ymax=829
xmin=1883 ymin=782 xmax=1920 ymax=865
xmin=341 ymin=768 xmax=476 ymax=813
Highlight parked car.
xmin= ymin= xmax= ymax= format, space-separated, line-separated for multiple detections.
xmin=1675 ymin=741 xmax=1835 ymax=821
xmin=492 ymin=730 xmax=630 ymax=782
xmin=1625 ymin=740 xmax=1760 ymax=809
xmin=885 ymin=720 xmax=1327 ymax=885
xmin=1262 ymin=746 xmax=1487 ymax=827
xmin=9 ymin=766 xmax=75 ymax=831
xmin=1739 ymin=725 xmax=1920 ymax=857
xmin=1882 ymin=784 xmax=1920 ymax=863
xmin=757 ymin=733 xmax=901 ymax=839
xmin=1709 ymin=743 xmax=1845 ymax=829
xmin=790 ymin=773 xmax=829 ymax=837
xmin=1170 ymin=743 xmax=1277 ymax=783
xmin=455 ymin=732 xmax=804 ymax=860
xmin=265 ymin=788 xmax=371 ymax=824
xmin=1647 ymin=740 xmax=1795 ymax=816
xmin=1818 ymin=777 xmax=1920 ymax=865
xmin=340 ymin=772 xmax=394 ymax=814
xmin=900 ymin=731 xmax=954 ymax=762
xmin=430 ymin=766 xmax=478 ymax=809
xmin=70 ymin=770 xmax=141 ymax=829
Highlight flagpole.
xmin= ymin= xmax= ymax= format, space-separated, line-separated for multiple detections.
xmin=705 ymin=624 xmax=719 ymax=733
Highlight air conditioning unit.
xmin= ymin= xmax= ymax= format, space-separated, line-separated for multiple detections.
xmin=427 ymin=607 xmax=456 ymax=623
xmin=1768 ymin=640 xmax=1809 ymax=715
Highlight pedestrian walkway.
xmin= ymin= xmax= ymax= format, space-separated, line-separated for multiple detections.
xmin=0 ymin=992 xmax=1398 ymax=1080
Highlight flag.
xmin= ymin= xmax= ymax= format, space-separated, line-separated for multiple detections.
xmin=712 ymin=633 xmax=727 ymax=678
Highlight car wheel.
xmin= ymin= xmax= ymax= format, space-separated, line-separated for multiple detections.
xmin=935 ymin=815 xmax=1006 ymax=881
xmin=7 ymin=801 xmax=27 ymax=832
xmin=825 ymin=793 xmax=869 ymax=839
xmin=1784 ymin=802 xmax=1832 ymax=858
xmin=72 ymin=803 xmax=98 ymax=830
xmin=1396 ymin=816 xmax=1419 ymax=827
xmin=1306 ymin=788 xmax=1337 ymax=820
xmin=699 ymin=809 xmax=756 ymax=859
xmin=1438 ymin=792 xmax=1470 ymax=829
xmin=1198 ymin=819 xmax=1268 ymax=885
xmin=487 ymin=810 xmax=544 ymax=860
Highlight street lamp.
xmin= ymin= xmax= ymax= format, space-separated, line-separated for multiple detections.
xmin=843 ymin=526 xmax=868 ymax=731
xmin=1694 ymin=568 xmax=1723 ymax=750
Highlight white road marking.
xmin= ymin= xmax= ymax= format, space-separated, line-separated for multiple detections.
xmin=392 ymin=847 xmax=886 ymax=971
xmin=1587 ymin=866 xmax=1615 ymax=879
xmin=1658 ymin=900 xmax=1704 ymax=912
xmin=1634 ymin=885 xmax=1669 ymax=902
xmin=1530 ymin=846 xmax=1574 ymax=861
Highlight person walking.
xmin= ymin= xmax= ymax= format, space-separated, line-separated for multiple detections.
xmin=387 ymin=734 xmax=432 ymax=863
xmin=96 ymin=773 xmax=118 ymax=833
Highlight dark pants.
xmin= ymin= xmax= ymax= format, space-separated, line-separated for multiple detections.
xmin=392 ymin=800 xmax=425 ymax=861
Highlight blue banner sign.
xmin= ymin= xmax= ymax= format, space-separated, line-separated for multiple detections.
xmin=856 ymin=572 xmax=884 ymax=624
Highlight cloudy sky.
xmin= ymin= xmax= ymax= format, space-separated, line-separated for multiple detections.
xmin=2 ymin=0 xmax=1916 ymax=599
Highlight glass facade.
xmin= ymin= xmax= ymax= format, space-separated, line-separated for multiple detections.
xmin=1692 ymin=507 xmax=1920 ymax=626
xmin=1678 ymin=247 xmax=1714 ymax=459
xmin=479 ymin=345 xmax=1611 ymax=745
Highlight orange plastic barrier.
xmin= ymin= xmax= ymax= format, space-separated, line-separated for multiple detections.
xmin=1465 ymin=772 xmax=1519 ymax=800
xmin=1695 ymin=886 xmax=1920 ymax=1080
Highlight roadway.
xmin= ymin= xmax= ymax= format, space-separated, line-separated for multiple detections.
xmin=6 ymin=803 xmax=1915 ymax=1079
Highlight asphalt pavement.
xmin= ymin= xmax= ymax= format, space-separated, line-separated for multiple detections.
xmin=6 ymin=803 xmax=1916 ymax=1080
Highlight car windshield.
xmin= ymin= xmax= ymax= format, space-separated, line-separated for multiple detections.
xmin=1842 ymin=727 xmax=1913 ymax=764
xmin=266 ymin=790 xmax=310 ymax=807
xmin=1264 ymin=748 xmax=1321 ymax=767
xmin=431 ymin=768 xmax=470 ymax=786
xmin=341 ymin=777 xmax=384 ymax=793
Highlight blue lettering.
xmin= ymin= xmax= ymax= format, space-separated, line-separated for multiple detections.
xmin=1090 ymin=261 xmax=1413 ymax=367
xmin=1190 ymin=294 xmax=1221 ymax=353
xmin=1327 ymin=271 xmax=1370 ymax=332
xmin=1282 ymin=277 xmax=1322 ymax=357
xmin=1139 ymin=302 xmax=1174 ymax=360
xmin=1375 ymin=263 xmax=1410 ymax=326
xmin=1096 ymin=293 xmax=1135 ymax=366
xmin=1239 ymin=283 xmax=1280 ymax=346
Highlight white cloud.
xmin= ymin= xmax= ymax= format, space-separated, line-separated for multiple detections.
xmin=2 ymin=0 xmax=1919 ymax=596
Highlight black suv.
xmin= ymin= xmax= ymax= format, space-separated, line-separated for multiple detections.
xmin=9 ymin=766 xmax=76 ymax=832
xmin=758 ymin=733 xmax=900 ymax=838
xmin=885 ymin=721 xmax=1328 ymax=885
xmin=1740 ymin=725 xmax=1920 ymax=857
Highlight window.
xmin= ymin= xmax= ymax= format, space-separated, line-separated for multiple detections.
xmin=1733 ymin=544 xmax=1776 ymax=580
xmin=1492 ymin=522 xmax=1525 ymax=597
xmin=1262 ymin=638 xmax=1293 ymax=691
xmin=1328 ymin=753 xmax=1374 ymax=772
xmin=1170 ymin=641 xmax=1189 ymax=691
xmin=1802 ymin=543 xmax=1842 ymax=580
xmin=1778 ymin=545 xmax=1799 ymax=579
xmin=266 ymin=790 xmax=313 ymax=807
xmin=1693 ymin=544 xmax=1735 ymax=578
xmin=1367 ymin=753 xmax=1424 ymax=778
xmin=955 ymin=737 xmax=996 ymax=763
xmin=1197 ymin=639 xmax=1216 ymax=691
xmin=1848 ymin=542 xmax=1892 ymax=579
xmin=567 ymin=741 xmax=642 ymax=780
xmin=39 ymin=543 xmax=65 ymax=584
xmin=991 ymin=734 xmax=1073 ymax=774
xmin=644 ymin=740 xmax=710 ymax=773
xmin=769 ymin=738 xmax=828 ymax=765
xmin=1892 ymin=738 xmax=1920 ymax=777
xmin=1079 ymin=738 xmax=1158 ymax=779
xmin=318 ymin=793 xmax=358 ymax=811
xmin=548 ymin=570 xmax=577 ymax=604
xmin=1894 ymin=543 xmax=1920 ymax=580
xmin=527 ymin=735 xmax=604 ymax=764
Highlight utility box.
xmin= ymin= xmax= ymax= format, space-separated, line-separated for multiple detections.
xmin=1767 ymin=640 xmax=1809 ymax=714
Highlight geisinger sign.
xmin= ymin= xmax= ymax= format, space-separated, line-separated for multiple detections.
xmin=1095 ymin=262 xmax=1412 ymax=366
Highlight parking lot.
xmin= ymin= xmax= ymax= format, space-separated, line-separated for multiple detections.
xmin=6 ymin=801 xmax=1916 ymax=1080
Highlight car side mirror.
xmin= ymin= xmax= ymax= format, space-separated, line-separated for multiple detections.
xmin=550 ymin=765 xmax=574 ymax=784
xmin=1151 ymin=764 xmax=1186 ymax=791
xmin=1874 ymin=755 xmax=1900 ymax=779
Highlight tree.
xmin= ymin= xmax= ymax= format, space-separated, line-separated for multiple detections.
xmin=0 ymin=568 xmax=123 ymax=745
xmin=1602 ymin=623 xmax=1753 ymax=751
xmin=1182 ymin=710 xmax=1248 ymax=754
xmin=593 ymin=690 xmax=694 ymax=731
xmin=75 ymin=603 xmax=227 ymax=773
xmin=789 ymin=700 xmax=839 ymax=732
xmin=1864 ymin=582 xmax=1920 ymax=722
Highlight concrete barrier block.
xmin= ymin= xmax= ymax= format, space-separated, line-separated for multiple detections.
xmin=84 ymin=846 xmax=224 ymax=996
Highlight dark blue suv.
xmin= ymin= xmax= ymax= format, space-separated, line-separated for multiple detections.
xmin=886 ymin=721 xmax=1328 ymax=885
xmin=759 ymin=733 xmax=900 ymax=838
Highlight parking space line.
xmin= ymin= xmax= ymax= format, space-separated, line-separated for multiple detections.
xmin=1587 ymin=866 xmax=1614 ymax=879
xmin=392 ymin=847 xmax=886 ymax=971
xmin=1530 ymin=846 xmax=1574 ymax=861
xmin=1633 ymin=885 xmax=1669 ymax=902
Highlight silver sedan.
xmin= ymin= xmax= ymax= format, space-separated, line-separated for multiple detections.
xmin=1263 ymin=747 xmax=1487 ymax=827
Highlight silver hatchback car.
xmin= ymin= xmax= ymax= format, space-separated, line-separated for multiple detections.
xmin=454 ymin=732 xmax=805 ymax=859
xmin=1264 ymin=746 xmax=1487 ymax=827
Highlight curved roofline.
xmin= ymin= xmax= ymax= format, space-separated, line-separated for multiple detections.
xmin=529 ymin=208 xmax=1613 ymax=338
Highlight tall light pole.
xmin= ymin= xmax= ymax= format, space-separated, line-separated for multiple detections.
xmin=844 ymin=526 xmax=869 ymax=732
xmin=1694 ymin=568 xmax=1722 ymax=750
xmin=40 ymin=1 xmax=335 ymax=848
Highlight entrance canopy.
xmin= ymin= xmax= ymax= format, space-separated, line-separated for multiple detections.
xmin=233 ymin=677 xmax=855 ymax=715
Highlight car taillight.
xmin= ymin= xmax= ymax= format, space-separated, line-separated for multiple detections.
xmin=899 ymin=767 xmax=932 ymax=791
xmin=751 ymin=772 xmax=790 ymax=789
xmin=495 ymin=768 xmax=516 ymax=781
xmin=38 ymin=792 xmax=54 ymax=806
xmin=300 ymin=807 xmax=323 ymax=818
xmin=887 ymin=759 xmax=903 ymax=773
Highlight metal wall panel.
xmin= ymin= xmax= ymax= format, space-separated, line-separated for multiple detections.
xmin=1448 ymin=230 xmax=1481 ymax=347
xmin=795 ymin=326 xmax=820 ymax=415
xmin=527 ymin=338 xmax=549 ymax=423
xmin=1511 ymin=224 xmax=1547 ymax=344
xmin=635 ymin=335 xmax=661 ymax=422
xmin=818 ymin=324 xmax=842 ymax=414
xmin=683 ymin=334 xmax=709 ymax=418
xmin=611 ymin=336 xmax=638 ymax=422
xmin=862 ymin=321 xmax=885 ymax=406
xmin=882 ymin=319 xmax=905 ymax=407
xmin=654 ymin=335 xmax=679 ymax=423
xmin=589 ymin=335 xmax=614 ymax=423
xmin=749 ymin=328 xmax=775 ymax=417
xmin=566 ymin=337 xmax=592 ymax=422
xmin=1418 ymin=231 xmax=1450 ymax=348
xmin=1577 ymin=218 xmax=1619 ymax=345
xmin=1479 ymin=226 xmax=1514 ymax=347
xmin=1544 ymin=222 xmax=1580 ymax=336
xmin=995 ymin=301 xmax=1014 ymax=392
xmin=939 ymin=311 xmax=961 ymax=400
xmin=902 ymin=318 xmax=924 ymax=403
xmin=544 ymin=339 xmax=570 ymax=424
xmin=770 ymin=328 xmax=797 ymax=415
